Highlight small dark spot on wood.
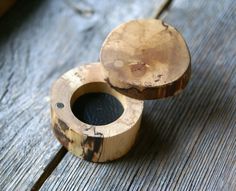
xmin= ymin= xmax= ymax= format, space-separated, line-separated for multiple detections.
xmin=84 ymin=126 xmax=92 ymax=131
xmin=154 ymin=74 xmax=163 ymax=82
xmin=130 ymin=62 xmax=146 ymax=72
xmin=56 ymin=102 xmax=64 ymax=109
xmin=168 ymin=30 xmax=172 ymax=35
xmin=58 ymin=119 xmax=69 ymax=131
xmin=130 ymin=61 xmax=147 ymax=77
xmin=104 ymin=78 xmax=109 ymax=84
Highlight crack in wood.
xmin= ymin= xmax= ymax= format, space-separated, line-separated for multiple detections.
xmin=0 ymin=71 xmax=14 ymax=102
xmin=31 ymin=147 xmax=67 ymax=191
xmin=155 ymin=0 xmax=173 ymax=18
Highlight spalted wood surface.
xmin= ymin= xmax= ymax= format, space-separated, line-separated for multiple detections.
xmin=41 ymin=0 xmax=236 ymax=191
xmin=50 ymin=63 xmax=143 ymax=162
xmin=0 ymin=0 xmax=166 ymax=190
xmin=100 ymin=19 xmax=191 ymax=100
xmin=0 ymin=0 xmax=235 ymax=190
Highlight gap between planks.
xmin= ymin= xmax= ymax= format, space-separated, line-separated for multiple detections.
xmin=155 ymin=0 xmax=173 ymax=18
xmin=31 ymin=147 xmax=67 ymax=191
xmin=30 ymin=0 xmax=173 ymax=190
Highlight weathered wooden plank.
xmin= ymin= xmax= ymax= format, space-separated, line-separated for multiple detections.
xmin=40 ymin=0 xmax=236 ymax=190
xmin=0 ymin=0 xmax=166 ymax=190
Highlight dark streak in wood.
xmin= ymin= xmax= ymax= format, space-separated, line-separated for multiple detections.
xmin=81 ymin=132 xmax=104 ymax=162
xmin=162 ymin=20 xmax=169 ymax=30
xmin=52 ymin=123 xmax=73 ymax=148
xmin=105 ymin=62 xmax=191 ymax=100
xmin=58 ymin=119 xmax=69 ymax=131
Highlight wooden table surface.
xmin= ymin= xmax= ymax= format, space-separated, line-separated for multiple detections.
xmin=0 ymin=0 xmax=235 ymax=190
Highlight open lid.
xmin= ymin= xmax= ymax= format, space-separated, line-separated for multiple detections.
xmin=100 ymin=19 xmax=191 ymax=100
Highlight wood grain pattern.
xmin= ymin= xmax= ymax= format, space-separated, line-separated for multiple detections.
xmin=51 ymin=63 xmax=143 ymax=162
xmin=101 ymin=19 xmax=191 ymax=100
xmin=0 ymin=0 xmax=165 ymax=190
xmin=40 ymin=0 xmax=236 ymax=190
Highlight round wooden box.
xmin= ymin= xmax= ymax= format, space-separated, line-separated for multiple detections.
xmin=51 ymin=19 xmax=191 ymax=162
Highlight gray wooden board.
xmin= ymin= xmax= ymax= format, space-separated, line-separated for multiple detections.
xmin=40 ymin=0 xmax=236 ymax=190
xmin=0 ymin=0 xmax=166 ymax=190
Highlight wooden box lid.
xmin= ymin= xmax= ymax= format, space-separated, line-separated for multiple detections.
xmin=100 ymin=19 xmax=191 ymax=100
